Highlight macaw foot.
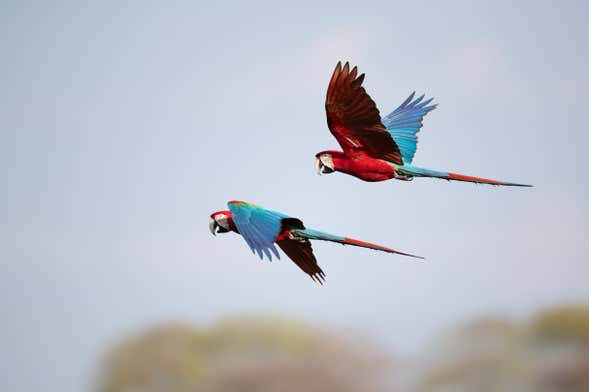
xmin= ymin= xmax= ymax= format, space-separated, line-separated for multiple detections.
xmin=394 ymin=173 xmax=414 ymax=181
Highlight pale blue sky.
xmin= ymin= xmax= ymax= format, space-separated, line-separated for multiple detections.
xmin=2 ymin=1 xmax=588 ymax=391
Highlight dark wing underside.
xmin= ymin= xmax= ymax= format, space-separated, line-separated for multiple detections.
xmin=277 ymin=218 xmax=325 ymax=284
xmin=325 ymin=61 xmax=403 ymax=165
xmin=277 ymin=239 xmax=325 ymax=284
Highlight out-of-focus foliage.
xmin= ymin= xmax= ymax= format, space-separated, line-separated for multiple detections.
xmin=98 ymin=306 xmax=589 ymax=392
xmin=526 ymin=306 xmax=589 ymax=392
xmin=530 ymin=306 xmax=589 ymax=344
xmin=416 ymin=305 xmax=589 ymax=392
xmin=97 ymin=316 xmax=393 ymax=392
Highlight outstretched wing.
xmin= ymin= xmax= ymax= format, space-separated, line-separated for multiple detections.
xmin=382 ymin=92 xmax=437 ymax=164
xmin=276 ymin=218 xmax=325 ymax=284
xmin=276 ymin=239 xmax=325 ymax=284
xmin=325 ymin=62 xmax=403 ymax=165
xmin=228 ymin=201 xmax=289 ymax=261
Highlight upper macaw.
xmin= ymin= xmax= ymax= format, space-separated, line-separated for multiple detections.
xmin=209 ymin=200 xmax=422 ymax=283
xmin=314 ymin=61 xmax=532 ymax=187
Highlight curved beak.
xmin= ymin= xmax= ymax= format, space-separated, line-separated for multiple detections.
xmin=314 ymin=158 xmax=323 ymax=175
xmin=209 ymin=219 xmax=218 ymax=236
xmin=315 ymin=157 xmax=334 ymax=174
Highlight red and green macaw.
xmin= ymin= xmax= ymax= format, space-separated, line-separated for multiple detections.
xmin=209 ymin=201 xmax=422 ymax=283
xmin=314 ymin=62 xmax=532 ymax=187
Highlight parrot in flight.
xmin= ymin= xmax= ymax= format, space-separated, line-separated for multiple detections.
xmin=209 ymin=200 xmax=423 ymax=283
xmin=314 ymin=61 xmax=532 ymax=187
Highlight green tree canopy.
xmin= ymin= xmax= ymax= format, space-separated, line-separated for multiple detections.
xmin=98 ymin=315 xmax=393 ymax=392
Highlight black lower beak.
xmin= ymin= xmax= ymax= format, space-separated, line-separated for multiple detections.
xmin=209 ymin=219 xmax=219 ymax=236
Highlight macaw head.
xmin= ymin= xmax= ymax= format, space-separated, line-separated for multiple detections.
xmin=209 ymin=210 xmax=236 ymax=236
xmin=314 ymin=151 xmax=336 ymax=175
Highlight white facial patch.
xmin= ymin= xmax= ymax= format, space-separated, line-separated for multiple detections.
xmin=214 ymin=214 xmax=229 ymax=230
xmin=320 ymin=155 xmax=334 ymax=170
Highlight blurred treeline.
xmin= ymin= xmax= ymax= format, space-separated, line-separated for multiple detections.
xmin=417 ymin=305 xmax=589 ymax=392
xmin=98 ymin=316 xmax=391 ymax=392
xmin=97 ymin=305 xmax=589 ymax=392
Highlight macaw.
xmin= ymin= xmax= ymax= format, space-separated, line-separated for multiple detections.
xmin=314 ymin=61 xmax=532 ymax=187
xmin=209 ymin=200 xmax=422 ymax=283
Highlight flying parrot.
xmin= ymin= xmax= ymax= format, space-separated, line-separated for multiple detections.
xmin=209 ymin=200 xmax=423 ymax=283
xmin=314 ymin=61 xmax=532 ymax=187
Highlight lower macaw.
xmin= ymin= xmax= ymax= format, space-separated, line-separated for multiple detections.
xmin=314 ymin=61 xmax=532 ymax=186
xmin=209 ymin=200 xmax=422 ymax=283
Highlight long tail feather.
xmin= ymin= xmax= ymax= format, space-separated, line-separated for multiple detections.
xmin=398 ymin=165 xmax=532 ymax=187
xmin=293 ymin=228 xmax=424 ymax=259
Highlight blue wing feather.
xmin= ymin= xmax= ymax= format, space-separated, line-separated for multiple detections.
xmin=382 ymin=92 xmax=437 ymax=164
xmin=228 ymin=201 xmax=287 ymax=261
